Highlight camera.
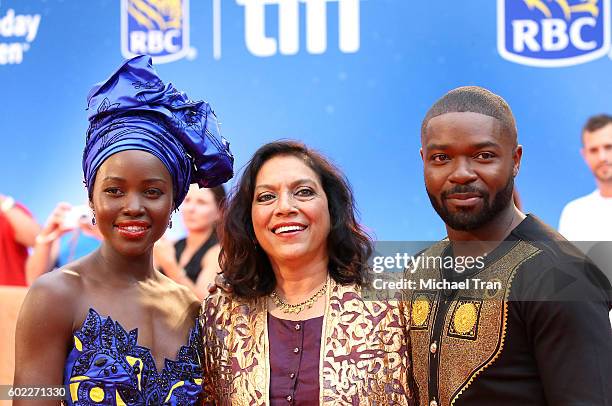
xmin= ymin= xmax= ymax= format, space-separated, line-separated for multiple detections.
xmin=62 ymin=205 xmax=93 ymax=229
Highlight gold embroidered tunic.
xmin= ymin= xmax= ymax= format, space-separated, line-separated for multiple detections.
xmin=200 ymin=278 xmax=418 ymax=405
xmin=406 ymin=215 xmax=612 ymax=406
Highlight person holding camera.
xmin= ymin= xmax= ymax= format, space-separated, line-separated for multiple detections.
xmin=25 ymin=202 xmax=102 ymax=285
xmin=14 ymin=55 xmax=234 ymax=405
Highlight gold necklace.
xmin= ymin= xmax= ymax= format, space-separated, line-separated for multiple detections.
xmin=270 ymin=281 xmax=327 ymax=314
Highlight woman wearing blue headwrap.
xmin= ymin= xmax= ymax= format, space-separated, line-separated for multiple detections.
xmin=14 ymin=55 xmax=233 ymax=405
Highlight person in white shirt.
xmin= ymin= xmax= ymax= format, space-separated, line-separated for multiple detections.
xmin=558 ymin=114 xmax=612 ymax=326
xmin=559 ymin=115 xmax=612 ymax=240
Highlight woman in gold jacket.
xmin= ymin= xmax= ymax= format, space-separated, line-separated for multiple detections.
xmin=201 ymin=141 xmax=418 ymax=405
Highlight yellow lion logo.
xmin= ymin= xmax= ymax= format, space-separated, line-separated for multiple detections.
xmin=127 ymin=0 xmax=182 ymax=30
xmin=523 ymin=0 xmax=599 ymax=20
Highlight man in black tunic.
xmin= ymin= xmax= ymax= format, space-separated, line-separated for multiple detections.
xmin=407 ymin=86 xmax=612 ymax=405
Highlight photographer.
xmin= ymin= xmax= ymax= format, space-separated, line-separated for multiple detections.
xmin=25 ymin=202 xmax=101 ymax=284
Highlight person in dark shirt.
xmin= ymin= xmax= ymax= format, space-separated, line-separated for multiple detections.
xmin=406 ymin=86 xmax=612 ymax=406
xmin=154 ymin=184 xmax=225 ymax=299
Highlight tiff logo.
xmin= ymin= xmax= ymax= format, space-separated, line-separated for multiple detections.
xmin=213 ymin=0 xmax=360 ymax=59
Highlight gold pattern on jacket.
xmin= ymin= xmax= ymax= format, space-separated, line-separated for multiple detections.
xmin=407 ymin=240 xmax=540 ymax=406
xmin=200 ymin=278 xmax=417 ymax=405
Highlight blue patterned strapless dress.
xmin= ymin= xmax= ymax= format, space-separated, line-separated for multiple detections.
xmin=63 ymin=308 xmax=203 ymax=405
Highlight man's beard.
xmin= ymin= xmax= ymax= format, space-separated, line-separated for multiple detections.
xmin=427 ymin=175 xmax=515 ymax=231
xmin=594 ymin=164 xmax=612 ymax=183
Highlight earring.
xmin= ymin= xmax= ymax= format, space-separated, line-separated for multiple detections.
xmin=168 ymin=220 xmax=173 ymax=229
xmin=91 ymin=214 xmax=96 ymax=226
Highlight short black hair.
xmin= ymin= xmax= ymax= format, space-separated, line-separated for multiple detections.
xmin=421 ymin=86 xmax=517 ymax=145
xmin=582 ymin=114 xmax=612 ymax=144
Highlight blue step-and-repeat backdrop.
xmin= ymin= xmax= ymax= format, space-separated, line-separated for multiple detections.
xmin=1 ymin=0 xmax=610 ymax=240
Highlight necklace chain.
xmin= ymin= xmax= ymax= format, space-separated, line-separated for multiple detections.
xmin=270 ymin=282 xmax=327 ymax=314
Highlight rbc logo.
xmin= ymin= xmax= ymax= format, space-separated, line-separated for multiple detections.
xmin=498 ymin=0 xmax=611 ymax=67
xmin=121 ymin=0 xmax=191 ymax=64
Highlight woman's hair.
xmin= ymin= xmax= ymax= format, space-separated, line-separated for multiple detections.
xmin=220 ymin=140 xmax=373 ymax=299
xmin=209 ymin=185 xmax=227 ymax=208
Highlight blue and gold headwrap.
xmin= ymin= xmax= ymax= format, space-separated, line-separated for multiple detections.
xmin=82 ymin=55 xmax=233 ymax=208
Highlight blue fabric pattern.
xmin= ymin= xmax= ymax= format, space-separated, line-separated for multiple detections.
xmin=63 ymin=308 xmax=202 ymax=405
xmin=83 ymin=55 xmax=234 ymax=208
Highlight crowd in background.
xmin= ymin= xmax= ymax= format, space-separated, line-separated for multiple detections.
xmin=1 ymin=52 xmax=611 ymax=403
xmin=0 ymin=184 xmax=224 ymax=300
xmin=2 ymin=114 xmax=611 ymax=292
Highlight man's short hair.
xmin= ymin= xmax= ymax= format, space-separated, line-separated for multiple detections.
xmin=582 ymin=114 xmax=612 ymax=143
xmin=421 ymin=86 xmax=518 ymax=145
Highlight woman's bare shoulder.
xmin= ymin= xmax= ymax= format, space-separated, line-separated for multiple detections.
xmin=16 ymin=266 xmax=83 ymax=349
xmin=24 ymin=254 xmax=105 ymax=325
xmin=27 ymin=266 xmax=83 ymax=309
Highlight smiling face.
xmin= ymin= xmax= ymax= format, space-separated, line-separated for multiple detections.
xmin=251 ymin=154 xmax=331 ymax=268
xmin=91 ymin=150 xmax=174 ymax=257
xmin=582 ymin=123 xmax=612 ymax=183
xmin=181 ymin=185 xmax=220 ymax=232
xmin=421 ymin=112 xmax=521 ymax=231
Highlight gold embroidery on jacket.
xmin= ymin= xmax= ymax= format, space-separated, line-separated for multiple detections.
xmin=407 ymin=240 xmax=541 ymax=406
xmin=201 ymin=279 xmax=417 ymax=405
xmin=449 ymin=244 xmax=540 ymax=406
xmin=447 ymin=298 xmax=482 ymax=340
xmin=411 ymin=292 xmax=436 ymax=329
xmin=406 ymin=241 xmax=447 ymax=404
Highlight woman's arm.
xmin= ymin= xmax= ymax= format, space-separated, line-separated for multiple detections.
xmin=25 ymin=203 xmax=73 ymax=284
xmin=25 ymin=240 xmax=60 ymax=285
xmin=13 ymin=272 xmax=76 ymax=405
xmin=194 ymin=244 xmax=222 ymax=300
xmin=154 ymin=238 xmax=201 ymax=294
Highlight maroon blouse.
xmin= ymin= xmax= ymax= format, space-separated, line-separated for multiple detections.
xmin=268 ymin=313 xmax=324 ymax=405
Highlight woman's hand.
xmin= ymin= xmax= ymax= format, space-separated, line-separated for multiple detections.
xmin=36 ymin=202 xmax=73 ymax=245
xmin=26 ymin=203 xmax=74 ymax=284
xmin=208 ymin=273 xmax=233 ymax=294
